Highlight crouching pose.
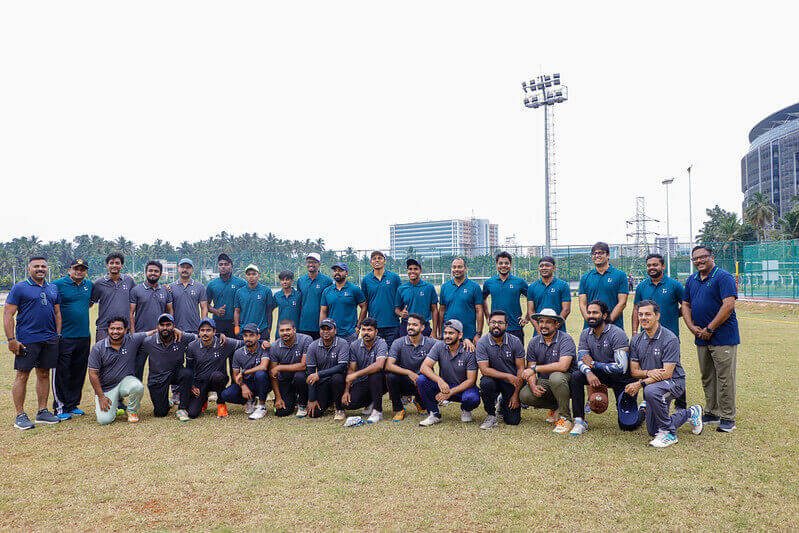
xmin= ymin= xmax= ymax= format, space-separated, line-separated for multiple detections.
xmin=305 ymin=318 xmax=349 ymax=419
xmin=221 ymin=323 xmax=270 ymax=419
xmin=385 ymin=313 xmax=434 ymax=421
xmin=342 ymin=318 xmax=387 ymax=424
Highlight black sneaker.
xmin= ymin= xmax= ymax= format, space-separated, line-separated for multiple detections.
xmin=35 ymin=409 xmax=60 ymax=424
xmin=702 ymin=413 xmax=720 ymax=424
xmin=717 ymin=418 xmax=736 ymax=432
xmin=14 ymin=413 xmax=35 ymax=430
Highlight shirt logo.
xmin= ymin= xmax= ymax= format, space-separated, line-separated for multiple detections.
xmin=315 ymin=284 xmax=320 ymax=289
xmin=463 ymin=288 xmax=468 ymax=293
xmin=420 ymin=291 xmax=425 ymax=296
xmin=457 ymin=360 xmax=465 ymax=366
xmin=607 ymin=278 xmax=613 ymax=284
xmin=84 ymin=286 xmax=89 ymax=291
xmin=257 ymin=295 xmax=262 ymax=300
xmin=550 ymin=288 xmax=555 ymax=293
xmin=509 ymin=284 xmax=514 ymax=289
xmin=40 ymin=292 xmax=48 ymax=306
xmin=344 ymin=292 xmax=349 ymax=296
xmin=385 ymin=280 xmax=391 ymax=285
xmin=662 ymin=288 xmax=668 ymax=294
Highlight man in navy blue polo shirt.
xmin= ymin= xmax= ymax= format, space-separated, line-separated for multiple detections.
xmin=482 ymin=251 xmax=529 ymax=345
xmin=4 ymin=256 xmax=62 ymax=429
xmin=52 ymin=258 xmax=94 ymax=420
xmin=296 ymin=253 xmax=333 ymax=341
xmin=578 ymin=241 xmax=629 ymax=329
xmin=526 ymin=256 xmax=571 ymax=333
xmin=91 ymin=253 xmax=135 ymax=341
xmin=394 ymin=258 xmax=438 ymax=337
xmin=682 ymin=245 xmax=740 ymax=433
xmin=206 ymin=253 xmax=246 ymax=338
xmin=361 ymin=251 xmax=402 ymax=347
xmin=274 ymin=270 xmax=302 ymax=339
xmin=320 ymin=262 xmax=366 ymax=343
xmin=439 ymin=258 xmax=484 ymax=345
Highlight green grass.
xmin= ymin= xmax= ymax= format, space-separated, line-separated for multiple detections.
xmin=0 ymin=300 xmax=797 ymax=531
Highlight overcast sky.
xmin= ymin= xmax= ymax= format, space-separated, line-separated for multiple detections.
xmin=1 ymin=2 xmax=796 ymax=251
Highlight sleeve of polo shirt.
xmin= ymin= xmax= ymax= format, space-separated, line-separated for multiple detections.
xmin=560 ymin=281 xmax=571 ymax=303
xmin=376 ymin=339 xmax=388 ymax=360
xmin=426 ymin=344 xmax=440 ymax=363
xmin=519 ymin=279 xmax=529 ymax=299
xmin=182 ymin=333 xmax=197 ymax=345
xmin=559 ymin=335 xmax=577 ymax=360
xmin=388 ymin=338 xmax=401 ymax=360
xmin=525 ymin=341 xmax=535 ymax=364
xmin=305 ymin=347 xmax=317 ymax=369
xmin=513 ymin=338 xmax=525 ymax=359
xmin=336 ymin=344 xmax=350 ymax=365
xmin=231 ymin=351 xmax=243 ymax=371
xmin=578 ymin=274 xmax=587 ymax=295
xmin=87 ymin=343 xmax=102 ymax=371
xmin=129 ymin=287 xmax=138 ymax=305
xmin=6 ymin=284 xmax=21 ymax=306
xmin=267 ymin=345 xmax=279 ymax=363
xmin=610 ymin=328 xmax=630 ymax=350
xmin=320 ymin=289 xmax=329 ymax=308
xmin=633 ymin=284 xmax=643 ymax=306
xmin=54 ymin=286 xmax=61 ymax=304
xmin=90 ymin=282 xmax=100 ymax=304
xmin=471 ymin=284 xmax=482 ymax=306
xmin=165 ymin=289 xmax=173 ymax=304
xmin=466 ymin=352 xmax=478 ymax=372
xmin=439 ymin=286 xmax=449 ymax=307
xmin=474 ymin=340 xmax=489 ymax=363
xmin=393 ymin=286 xmax=404 ymax=310
xmin=198 ymin=284 xmax=207 ymax=303
xmin=481 ymin=280 xmax=491 ymax=299
xmin=353 ymin=286 xmax=366 ymax=305
xmin=360 ymin=279 xmax=369 ymax=299
xmin=718 ymin=273 xmax=738 ymax=300
xmin=205 ymin=283 xmax=215 ymax=303
xmin=674 ymin=280 xmax=685 ymax=303
xmin=430 ymin=285 xmax=439 ymax=305
xmin=233 ymin=290 xmax=243 ymax=311
xmin=629 ymin=338 xmax=640 ymax=363
xmin=577 ymin=329 xmax=589 ymax=353
xmin=616 ymin=271 xmax=628 ymax=295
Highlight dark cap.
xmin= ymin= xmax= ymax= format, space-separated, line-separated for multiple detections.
xmin=199 ymin=317 xmax=216 ymax=329
xmin=370 ymin=250 xmax=385 ymax=259
xmin=157 ymin=313 xmax=175 ymax=324
xmin=241 ymin=323 xmax=260 ymax=334
xmin=331 ymin=262 xmax=348 ymax=272
xmin=69 ymin=258 xmax=88 ymax=269
xmin=405 ymin=258 xmax=421 ymax=268
xmin=217 ymin=253 xmax=232 ymax=263
xmin=320 ymin=318 xmax=337 ymax=329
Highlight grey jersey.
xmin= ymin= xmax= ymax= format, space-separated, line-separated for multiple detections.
xmin=578 ymin=323 xmax=629 ymax=364
xmin=87 ymin=332 xmax=148 ymax=392
xmin=475 ymin=333 xmax=524 ymax=375
xmin=168 ymin=280 xmax=207 ymax=332
xmin=306 ymin=337 xmax=350 ymax=372
xmin=232 ymin=343 xmax=269 ymax=372
xmin=268 ymin=333 xmax=312 ymax=380
xmin=348 ymin=337 xmax=388 ymax=384
xmin=140 ymin=333 xmax=196 ymax=385
xmin=186 ymin=337 xmax=241 ymax=382
xmin=91 ymin=274 xmax=135 ymax=330
xmin=129 ymin=282 xmax=173 ymax=332
xmin=426 ymin=341 xmax=477 ymax=387
xmin=388 ymin=336 xmax=438 ymax=373
xmin=630 ymin=326 xmax=685 ymax=382
xmin=526 ymin=331 xmax=577 ymax=379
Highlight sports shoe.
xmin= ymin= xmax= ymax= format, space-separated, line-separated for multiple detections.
xmin=717 ymin=419 xmax=736 ymax=432
xmin=414 ymin=400 xmax=428 ymax=415
xmin=334 ymin=410 xmax=346 ymax=421
xmin=702 ymin=413 xmax=720 ymax=424
xmin=244 ymin=400 xmax=255 ymax=415
xmin=362 ymin=403 xmax=374 ymax=416
xmin=479 ymin=415 xmax=498 ymax=430
xmin=249 ymin=405 xmax=267 ymax=420
xmin=650 ymin=431 xmax=678 ymax=448
xmin=393 ymin=409 xmax=406 ymax=422
xmin=127 ymin=412 xmax=139 ymax=423
xmin=170 ymin=393 xmax=181 ymax=406
xmin=461 ymin=410 xmax=473 ymax=423
xmin=545 ymin=410 xmax=557 ymax=424
xmin=35 ymin=409 xmax=60 ymax=424
xmin=401 ymin=395 xmax=412 ymax=406
xmin=419 ymin=413 xmax=442 ymax=427
xmin=176 ymin=409 xmax=189 ymax=421
xmin=439 ymin=400 xmax=451 ymax=406
xmin=648 ymin=430 xmax=666 ymax=446
xmin=70 ymin=408 xmax=85 ymax=416
xmin=14 ymin=413 xmax=35 ymax=430
xmin=553 ymin=417 xmax=573 ymax=434
xmin=570 ymin=418 xmax=588 ymax=436
xmin=689 ymin=405 xmax=704 ymax=435
xmin=296 ymin=406 xmax=308 ymax=418
xmin=56 ymin=412 xmax=72 ymax=421
xmin=208 ymin=391 xmax=217 ymax=402
xmin=344 ymin=416 xmax=364 ymax=427
xmin=367 ymin=411 xmax=382 ymax=424
xmin=217 ymin=404 xmax=228 ymax=419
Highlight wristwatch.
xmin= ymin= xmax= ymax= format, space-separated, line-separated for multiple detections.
xmin=639 ymin=380 xmax=647 ymax=388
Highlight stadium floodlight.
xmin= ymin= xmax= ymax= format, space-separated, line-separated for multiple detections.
xmin=662 ymin=177 xmax=675 ymax=277
xmin=522 ymin=72 xmax=568 ymax=255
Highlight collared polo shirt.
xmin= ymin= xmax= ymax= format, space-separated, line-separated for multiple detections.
xmin=52 ymin=276 xmax=92 ymax=339
xmin=630 ymin=326 xmax=685 ymax=382
xmin=234 ymin=283 xmax=277 ymax=335
xmin=578 ymin=323 xmax=629 ymax=364
xmin=296 ymin=273 xmax=333 ymax=332
xmin=475 ymin=333 xmax=525 ymax=375
xmin=426 ymin=341 xmax=477 ymax=387
xmin=320 ymin=281 xmax=365 ymax=338
xmin=634 ymin=276 xmax=684 ymax=337
xmin=130 ymin=282 xmax=173 ymax=332
xmin=168 ymin=279 xmax=207 ymax=332
xmin=525 ymin=330 xmax=577 ymax=378
xmin=439 ymin=278 xmax=483 ymax=340
xmin=388 ymin=335 xmax=438 ymax=373
xmin=91 ymin=274 xmax=135 ymax=330
xmin=482 ymin=275 xmax=529 ymax=332
xmin=348 ymin=337 xmax=388 ymax=384
xmin=186 ymin=337 xmax=242 ymax=382
xmin=578 ymin=265 xmax=629 ymax=328
xmin=87 ymin=332 xmax=148 ymax=392
xmin=683 ymin=266 xmax=740 ymax=346
xmin=361 ymin=270 xmax=402 ymax=328
xmin=232 ymin=343 xmax=268 ymax=372
xmin=306 ymin=337 xmax=350 ymax=372
xmin=274 ymin=288 xmax=302 ymax=330
xmin=394 ymin=280 xmax=438 ymax=322
xmin=7 ymin=278 xmax=59 ymax=344
xmin=206 ymin=275 xmax=246 ymax=322
xmin=527 ymin=277 xmax=571 ymax=331
xmin=268 ymin=333 xmax=312 ymax=380
xmin=141 ymin=333 xmax=196 ymax=385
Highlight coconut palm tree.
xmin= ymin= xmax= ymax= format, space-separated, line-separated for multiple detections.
xmin=745 ymin=192 xmax=778 ymax=241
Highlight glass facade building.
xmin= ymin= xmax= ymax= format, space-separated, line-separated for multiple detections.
xmin=390 ymin=218 xmax=499 ymax=258
xmin=741 ymin=103 xmax=799 ymax=218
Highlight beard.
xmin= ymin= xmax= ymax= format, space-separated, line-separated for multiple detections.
xmin=587 ymin=317 xmax=604 ymax=328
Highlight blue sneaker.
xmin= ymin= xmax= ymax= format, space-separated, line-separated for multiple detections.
xmin=56 ymin=412 xmax=72 ymax=421
xmin=689 ymin=405 xmax=703 ymax=435
xmin=717 ymin=419 xmax=736 ymax=432
xmin=14 ymin=413 xmax=35 ymax=430
xmin=702 ymin=413 xmax=720 ymax=424
xmin=70 ymin=408 xmax=85 ymax=416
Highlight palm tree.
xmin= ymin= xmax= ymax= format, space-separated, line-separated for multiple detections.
xmin=745 ymin=192 xmax=778 ymax=241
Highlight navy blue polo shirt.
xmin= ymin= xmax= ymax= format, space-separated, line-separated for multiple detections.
xmin=361 ymin=270 xmax=402 ymax=328
xmin=684 ymin=266 xmax=740 ymax=346
xmin=482 ymin=274 xmax=529 ymax=332
xmin=634 ymin=276 xmax=684 ymax=337
xmin=439 ymin=278 xmax=483 ymax=340
xmin=52 ymin=276 xmax=93 ymax=338
xmin=129 ymin=282 xmax=173 ymax=332
xmin=233 ymin=283 xmax=277 ymax=335
xmin=7 ymin=278 xmax=60 ymax=344
xmin=206 ymin=275 xmax=246 ymax=323
xmin=274 ymin=288 xmax=302 ymax=331
xmin=578 ymin=265 xmax=629 ymax=328
xmin=527 ymin=277 xmax=571 ymax=331
xmin=296 ymin=273 xmax=333 ymax=332
xmin=320 ymin=281 xmax=365 ymax=338
xmin=394 ymin=280 xmax=438 ymax=322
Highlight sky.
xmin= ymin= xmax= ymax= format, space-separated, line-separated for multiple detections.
xmin=1 ymin=1 xmax=797 ymax=252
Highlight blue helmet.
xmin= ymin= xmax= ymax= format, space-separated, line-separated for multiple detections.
xmin=617 ymin=391 xmax=642 ymax=431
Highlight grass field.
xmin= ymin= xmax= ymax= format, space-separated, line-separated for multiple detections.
xmin=1 ymin=300 xmax=797 ymax=531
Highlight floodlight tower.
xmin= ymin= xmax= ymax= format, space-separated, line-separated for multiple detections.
xmin=522 ymin=73 xmax=568 ymax=255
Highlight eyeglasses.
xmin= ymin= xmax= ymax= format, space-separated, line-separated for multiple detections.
xmin=488 ymin=320 xmax=506 ymax=326
xmin=591 ymin=251 xmax=607 ymax=256
xmin=691 ymin=254 xmax=711 ymax=262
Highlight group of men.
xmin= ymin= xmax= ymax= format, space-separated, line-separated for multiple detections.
xmin=4 ymin=241 xmax=741 ymax=448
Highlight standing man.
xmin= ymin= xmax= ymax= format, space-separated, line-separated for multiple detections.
xmin=342 ymin=318 xmax=387 ymax=424
xmin=416 ymin=319 xmax=480 ymax=426
xmin=682 ymin=245 xmax=740 ymax=433
xmin=296 ymin=252 xmax=333 ymax=340
xmin=221 ymin=322 xmax=271 ymax=420
xmin=140 ymin=314 xmax=195 ymax=420
xmin=578 ymin=242 xmax=629 ymax=329
xmin=233 ymin=264 xmax=276 ymax=340
xmin=361 ymin=251 xmax=402 ymax=347
xmin=482 ymin=252 xmax=529 ymax=345
xmin=526 ymin=256 xmax=571 ymax=333
xmin=169 ymin=258 xmax=207 ymax=333
xmin=305 ymin=318 xmax=349 ymax=420
xmin=206 ymin=253 xmax=246 ymax=338
xmin=5 ymin=256 xmax=62 ymax=429
xmin=476 ymin=310 xmax=525 ymax=429
xmin=319 ymin=262 xmax=366 ymax=343
xmin=385 ymin=313 xmax=434 ymax=421
xmin=274 ymin=270 xmax=302 ymax=340
xmin=269 ymin=319 xmax=312 ymax=417
xmin=51 ymin=258 xmax=93 ymax=420
xmin=129 ymin=260 xmax=174 ymax=380
xmin=91 ymin=253 xmax=135 ymax=341
xmin=439 ymin=258 xmax=484 ymax=345
xmin=394 ymin=258 xmax=438 ymax=337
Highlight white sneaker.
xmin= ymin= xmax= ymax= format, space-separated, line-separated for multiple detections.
xmin=248 ymin=406 xmax=267 ymax=420
xmin=244 ymin=400 xmax=255 ymax=415
xmin=650 ymin=431 xmax=678 ymax=448
xmin=367 ymin=411 xmax=382 ymax=424
xmin=419 ymin=413 xmax=442 ymax=427
xmin=690 ymin=405 xmax=704 ymax=435
xmin=439 ymin=400 xmax=451 ymax=406
xmin=362 ymin=403 xmax=374 ymax=416
xmin=460 ymin=410 xmax=472 ymax=423
xmin=648 ymin=430 xmax=667 ymax=446
xmin=334 ymin=410 xmax=346 ymax=421
xmin=570 ymin=418 xmax=588 ymax=435
xmin=208 ymin=391 xmax=218 ymax=402
xmin=296 ymin=406 xmax=308 ymax=418
xmin=479 ymin=415 xmax=498 ymax=430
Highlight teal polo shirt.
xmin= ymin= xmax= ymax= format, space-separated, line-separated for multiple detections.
xmin=296 ymin=273 xmax=333 ymax=332
xmin=274 ymin=288 xmax=302 ymax=331
xmin=52 ymin=276 xmax=93 ymax=338
xmin=578 ymin=265 xmax=629 ymax=328
xmin=233 ymin=283 xmax=277 ymax=336
xmin=481 ymin=274 xmax=529 ymax=332
xmin=206 ymin=275 xmax=246 ymax=322
xmin=361 ymin=270 xmax=402 ymax=328
xmin=527 ymin=277 xmax=571 ymax=331
xmin=320 ymin=281 xmax=366 ymax=338
xmin=439 ymin=278 xmax=483 ymax=340
xmin=394 ymin=280 xmax=438 ymax=322
xmin=634 ymin=276 xmax=684 ymax=337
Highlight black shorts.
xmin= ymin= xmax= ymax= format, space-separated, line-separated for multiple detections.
xmin=15 ymin=338 xmax=59 ymax=371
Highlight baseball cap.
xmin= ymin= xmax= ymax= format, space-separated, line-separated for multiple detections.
xmin=178 ymin=258 xmax=194 ymax=267
xmin=217 ymin=253 xmax=232 ymax=263
xmin=320 ymin=318 xmax=337 ymax=329
xmin=405 ymin=258 xmax=421 ymax=268
xmin=306 ymin=252 xmax=322 ymax=262
xmin=241 ymin=323 xmax=260 ymax=334
xmin=617 ymin=392 xmax=642 ymax=431
xmin=244 ymin=264 xmax=260 ymax=273
xmin=69 ymin=258 xmax=88 ymax=269
xmin=331 ymin=262 xmax=348 ymax=272
xmin=443 ymin=319 xmax=463 ymax=333
xmin=370 ymin=250 xmax=385 ymax=259
xmin=157 ymin=313 xmax=175 ymax=324
xmin=199 ymin=317 xmax=216 ymax=329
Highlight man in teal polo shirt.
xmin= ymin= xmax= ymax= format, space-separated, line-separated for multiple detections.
xmin=274 ymin=270 xmax=302 ymax=339
xmin=394 ymin=258 xmax=438 ymax=337
xmin=233 ymin=264 xmax=276 ymax=340
xmin=526 ymin=256 xmax=571 ymax=333
xmin=52 ymin=259 xmax=94 ymax=420
xmin=439 ymin=257 xmax=484 ymax=344
xmin=296 ymin=253 xmax=333 ymax=341
xmin=578 ymin=241 xmax=629 ymax=329
xmin=320 ymin=262 xmax=366 ymax=343
xmin=361 ymin=250 xmax=402 ymax=347
xmin=206 ymin=253 xmax=246 ymax=338
xmin=482 ymin=251 xmax=529 ymax=344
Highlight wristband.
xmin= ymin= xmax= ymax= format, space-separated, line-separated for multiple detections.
xmin=639 ymin=380 xmax=647 ymax=388
xmin=8 ymin=337 xmax=14 ymax=341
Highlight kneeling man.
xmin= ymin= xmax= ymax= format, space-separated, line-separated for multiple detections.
xmin=221 ymin=322 xmax=270 ymax=419
xmin=385 ymin=313 xmax=434 ymax=421
xmin=305 ymin=318 xmax=349 ymax=419
xmin=141 ymin=313 xmax=194 ymax=419
xmin=269 ymin=319 xmax=312 ymax=417
xmin=184 ymin=318 xmax=242 ymax=419
xmin=476 ymin=311 xmax=525 ymax=429
xmin=342 ymin=318 xmax=387 ymax=423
